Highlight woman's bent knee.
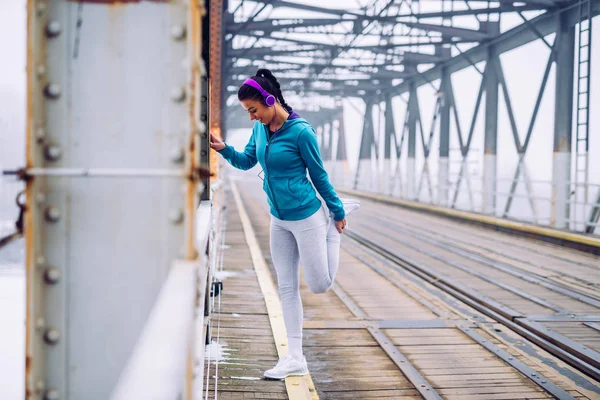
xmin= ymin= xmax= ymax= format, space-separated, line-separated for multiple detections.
xmin=307 ymin=280 xmax=331 ymax=294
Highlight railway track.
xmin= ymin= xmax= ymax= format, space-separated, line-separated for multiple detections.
xmin=224 ymin=178 xmax=600 ymax=399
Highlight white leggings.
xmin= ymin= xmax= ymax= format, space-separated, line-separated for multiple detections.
xmin=269 ymin=207 xmax=340 ymax=359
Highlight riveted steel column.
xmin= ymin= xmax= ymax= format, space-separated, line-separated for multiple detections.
xmin=438 ymin=67 xmax=451 ymax=206
xmin=326 ymin=120 xmax=334 ymax=161
xmin=484 ymin=47 xmax=499 ymax=215
xmin=407 ymin=82 xmax=418 ymax=200
xmin=209 ymin=0 xmax=224 ymax=187
xmin=354 ymin=98 xmax=375 ymax=190
xmin=383 ymin=95 xmax=395 ymax=195
xmin=25 ymin=2 xmax=194 ymax=399
xmin=552 ymin=14 xmax=575 ymax=229
xmin=336 ymin=111 xmax=349 ymax=187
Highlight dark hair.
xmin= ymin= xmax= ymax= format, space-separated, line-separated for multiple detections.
xmin=237 ymin=68 xmax=293 ymax=113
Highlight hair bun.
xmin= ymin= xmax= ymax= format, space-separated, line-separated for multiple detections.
xmin=256 ymin=68 xmax=272 ymax=78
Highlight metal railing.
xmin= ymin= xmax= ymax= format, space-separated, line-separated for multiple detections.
xmin=328 ymin=162 xmax=600 ymax=235
xmin=110 ymin=199 xmax=216 ymax=400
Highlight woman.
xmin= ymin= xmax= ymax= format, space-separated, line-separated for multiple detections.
xmin=210 ymin=68 xmax=360 ymax=380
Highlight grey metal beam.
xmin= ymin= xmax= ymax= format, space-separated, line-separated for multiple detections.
xmin=336 ymin=111 xmax=348 ymax=162
xmin=483 ymin=48 xmax=499 ymax=215
xmin=401 ymin=21 xmax=491 ymax=41
xmin=227 ymin=46 xmax=324 ymax=58
xmin=326 ymin=120 xmax=334 ymax=161
xmin=383 ymin=2 xmax=600 ymax=96
xmin=383 ymin=95 xmax=394 ymax=159
xmin=226 ymin=18 xmax=345 ymax=33
xmin=398 ymin=4 xmax=547 ymax=19
xmin=402 ymin=51 xmax=449 ymax=64
xmin=359 ymin=100 xmax=375 ymax=160
xmin=438 ymin=67 xmax=451 ymax=206
xmin=269 ymin=0 xmax=349 ymax=17
xmin=552 ymin=12 xmax=575 ymax=229
xmin=407 ymin=81 xmax=418 ymax=199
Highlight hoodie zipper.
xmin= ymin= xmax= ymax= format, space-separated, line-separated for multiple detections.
xmin=264 ymin=130 xmax=280 ymax=216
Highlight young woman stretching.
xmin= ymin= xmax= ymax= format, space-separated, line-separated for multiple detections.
xmin=210 ymin=68 xmax=360 ymax=380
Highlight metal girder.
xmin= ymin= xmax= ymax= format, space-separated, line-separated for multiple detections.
xmin=269 ymin=0 xmax=349 ymax=16
xmin=228 ymin=46 xmax=325 ymax=58
xmin=398 ymin=4 xmax=547 ymax=19
xmin=402 ymin=51 xmax=448 ymax=64
xmin=552 ymin=12 xmax=576 ymax=229
xmin=227 ymin=64 xmax=303 ymax=75
xmin=336 ymin=111 xmax=347 ymax=161
xmin=400 ymin=21 xmax=491 ymax=41
xmin=226 ymin=18 xmax=346 ymax=33
xmin=383 ymin=2 xmax=600 ymax=96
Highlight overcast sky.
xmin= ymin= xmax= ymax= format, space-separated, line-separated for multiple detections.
xmin=0 ymin=1 xmax=598 ymax=219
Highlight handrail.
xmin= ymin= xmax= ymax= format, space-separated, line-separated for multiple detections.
xmin=110 ymin=200 xmax=213 ymax=400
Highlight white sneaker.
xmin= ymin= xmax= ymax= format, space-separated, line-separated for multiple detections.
xmin=340 ymin=198 xmax=360 ymax=228
xmin=264 ymin=355 xmax=309 ymax=380
xmin=340 ymin=198 xmax=361 ymax=217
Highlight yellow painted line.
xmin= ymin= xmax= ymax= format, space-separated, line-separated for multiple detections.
xmin=231 ymin=179 xmax=319 ymax=400
xmin=339 ymin=188 xmax=600 ymax=249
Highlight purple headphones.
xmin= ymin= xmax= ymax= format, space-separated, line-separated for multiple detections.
xmin=243 ymin=78 xmax=276 ymax=107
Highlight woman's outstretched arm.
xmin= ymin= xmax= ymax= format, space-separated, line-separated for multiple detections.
xmin=297 ymin=127 xmax=345 ymax=221
xmin=211 ymin=131 xmax=258 ymax=171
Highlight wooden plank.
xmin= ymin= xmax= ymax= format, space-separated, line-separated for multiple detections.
xmin=232 ymin=180 xmax=319 ymax=400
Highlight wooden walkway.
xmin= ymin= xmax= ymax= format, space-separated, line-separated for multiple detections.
xmin=203 ymin=178 xmax=600 ymax=399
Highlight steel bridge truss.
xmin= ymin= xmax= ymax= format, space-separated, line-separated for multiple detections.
xmin=222 ymin=0 xmax=599 ymax=233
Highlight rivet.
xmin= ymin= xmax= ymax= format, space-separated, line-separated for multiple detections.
xmin=508 ymin=356 xmax=513 ymax=360
xmin=35 ymin=318 xmax=45 ymax=331
xmin=44 ymin=83 xmax=61 ymax=99
xmin=44 ymin=144 xmax=62 ymax=161
xmin=36 ymin=64 xmax=46 ymax=77
xmin=198 ymin=121 xmax=207 ymax=134
xmin=45 ymin=21 xmax=61 ymax=38
xmin=168 ymin=209 xmax=184 ymax=225
xmin=201 ymin=150 xmax=207 ymax=157
xmin=36 ymin=256 xmax=46 ymax=267
xmin=36 ymin=2 xmax=47 ymax=15
xmin=44 ymin=267 xmax=60 ymax=284
xmin=44 ymin=328 xmax=60 ymax=345
xmin=171 ymin=25 xmax=186 ymax=40
xmin=170 ymin=147 xmax=184 ymax=164
xmin=35 ymin=380 xmax=45 ymax=393
xmin=36 ymin=127 xmax=46 ymax=142
xmin=44 ymin=388 xmax=59 ymax=400
xmin=36 ymin=193 xmax=47 ymax=205
xmin=44 ymin=206 xmax=61 ymax=222
xmin=531 ymin=372 xmax=536 ymax=376
xmin=171 ymin=87 xmax=186 ymax=102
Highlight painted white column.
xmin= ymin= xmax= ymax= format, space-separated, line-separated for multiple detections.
xmin=438 ymin=157 xmax=449 ymax=206
xmin=482 ymin=154 xmax=496 ymax=214
xmin=552 ymin=152 xmax=571 ymax=228
xmin=407 ymin=158 xmax=416 ymax=200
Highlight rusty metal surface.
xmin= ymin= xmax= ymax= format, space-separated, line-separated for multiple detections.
xmin=208 ymin=0 xmax=224 ymax=182
xmin=24 ymin=1 xmax=203 ymax=399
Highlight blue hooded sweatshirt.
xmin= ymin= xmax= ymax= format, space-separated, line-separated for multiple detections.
xmin=217 ymin=113 xmax=345 ymax=222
